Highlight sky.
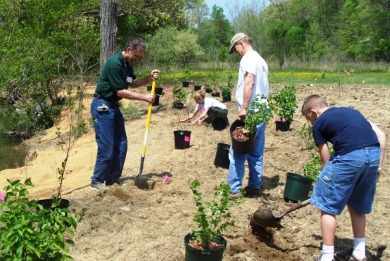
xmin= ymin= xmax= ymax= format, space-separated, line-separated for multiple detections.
xmin=204 ymin=0 xmax=269 ymax=21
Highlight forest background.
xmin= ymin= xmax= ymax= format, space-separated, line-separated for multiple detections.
xmin=0 ymin=0 xmax=389 ymax=139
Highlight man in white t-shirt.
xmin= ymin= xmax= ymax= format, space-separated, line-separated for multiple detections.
xmin=227 ymin=32 xmax=270 ymax=199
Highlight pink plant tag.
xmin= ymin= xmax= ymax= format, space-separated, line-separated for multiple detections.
xmin=184 ymin=136 xmax=190 ymax=142
xmin=281 ymin=117 xmax=286 ymax=122
xmin=0 ymin=192 xmax=4 ymax=201
xmin=162 ymin=175 xmax=170 ymax=183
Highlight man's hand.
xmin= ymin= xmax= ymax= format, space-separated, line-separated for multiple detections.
xmin=237 ymin=108 xmax=247 ymax=121
xmin=149 ymin=69 xmax=160 ymax=81
xmin=144 ymin=94 xmax=155 ymax=103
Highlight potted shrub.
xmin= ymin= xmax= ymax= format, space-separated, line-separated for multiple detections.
xmin=231 ymin=96 xmax=273 ymax=154
xmin=221 ymin=73 xmax=234 ymax=102
xmin=0 ymin=178 xmax=80 ymax=260
xmin=182 ymin=68 xmax=193 ymax=87
xmin=284 ymin=151 xmax=327 ymax=202
xmin=185 ymin=181 xmax=241 ymax=261
xmin=172 ymin=85 xmax=188 ymax=109
xmin=269 ymin=84 xmax=298 ymax=131
xmin=204 ymin=84 xmax=213 ymax=94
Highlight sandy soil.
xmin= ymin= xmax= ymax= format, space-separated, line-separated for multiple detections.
xmin=1 ymin=83 xmax=389 ymax=261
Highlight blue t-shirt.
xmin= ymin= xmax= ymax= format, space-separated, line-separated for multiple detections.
xmin=312 ymin=107 xmax=379 ymax=155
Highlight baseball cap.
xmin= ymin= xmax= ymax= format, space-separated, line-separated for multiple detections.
xmin=228 ymin=32 xmax=248 ymax=54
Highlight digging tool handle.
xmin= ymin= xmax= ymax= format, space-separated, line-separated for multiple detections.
xmin=137 ymin=80 xmax=156 ymax=178
xmin=277 ymin=198 xmax=311 ymax=218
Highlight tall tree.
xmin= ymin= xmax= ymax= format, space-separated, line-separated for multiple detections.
xmin=100 ymin=0 xmax=118 ymax=67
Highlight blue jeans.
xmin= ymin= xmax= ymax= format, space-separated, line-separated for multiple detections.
xmin=311 ymin=146 xmax=380 ymax=215
xmin=90 ymin=98 xmax=127 ymax=184
xmin=227 ymin=123 xmax=266 ymax=194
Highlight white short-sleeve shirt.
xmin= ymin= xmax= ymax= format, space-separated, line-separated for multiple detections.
xmin=235 ymin=50 xmax=269 ymax=110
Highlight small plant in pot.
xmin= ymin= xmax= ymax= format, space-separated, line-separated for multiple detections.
xmin=269 ymin=84 xmax=298 ymax=131
xmin=172 ymin=84 xmax=188 ymax=109
xmin=182 ymin=68 xmax=193 ymax=87
xmin=185 ymin=181 xmax=241 ymax=261
xmin=221 ymin=72 xmax=234 ymax=102
xmin=231 ymin=96 xmax=273 ymax=154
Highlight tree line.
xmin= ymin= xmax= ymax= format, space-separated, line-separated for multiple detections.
xmin=0 ymin=0 xmax=388 ymax=138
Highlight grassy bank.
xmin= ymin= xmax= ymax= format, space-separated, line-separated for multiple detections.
xmin=139 ymin=67 xmax=390 ymax=87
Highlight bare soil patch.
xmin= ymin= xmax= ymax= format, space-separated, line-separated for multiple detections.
xmin=1 ymin=84 xmax=389 ymax=260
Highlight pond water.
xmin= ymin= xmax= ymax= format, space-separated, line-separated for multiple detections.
xmin=0 ymin=111 xmax=26 ymax=171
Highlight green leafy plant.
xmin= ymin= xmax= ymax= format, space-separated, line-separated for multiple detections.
xmin=303 ymin=153 xmax=322 ymax=182
xmin=0 ymin=179 xmax=80 ymax=260
xmin=189 ymin=181 xmax=240 ymax=250
xmin=269 ymin=84 xmax=298 ymax=122
xmin=244 ymin=96 xmax=273 ymax=135
xmin=299 ymin=123 xmax=315 ymax=150
xmin=172 ymin=85 xmax=188 ymax=104
xmin=220 ymin=72 xmax=234 ymax=100
xmin=183 ymin=68 xmax=193 ymax=82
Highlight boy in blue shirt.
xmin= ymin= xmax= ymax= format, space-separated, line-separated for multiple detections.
xmin=302 ymin=95 xmax=386 ymax=261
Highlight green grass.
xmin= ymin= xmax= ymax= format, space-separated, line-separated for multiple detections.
xmin=120 ymin=104 xmax=141 ymax=119
xmin=139 ymin=68 xmax=390 ymax=87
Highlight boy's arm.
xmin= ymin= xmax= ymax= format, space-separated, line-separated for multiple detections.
xmin=370 ymin=122 xmax=386 ymax=172
xmin=317 ymin=143 xmax=331 ymax=169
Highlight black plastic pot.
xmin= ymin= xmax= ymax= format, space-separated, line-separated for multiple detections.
xmin=174 ymin=130 xmax=191 ymax=149
xmin=230 ymin=120 xmax=255 ymax=154
xmin=194 ymin=85 xmax=201 ymax=91
xmin=37 ymin=198 xmax=70 ymax=210
xmin=214 ymin=143 xmax=230 ymax=169
xmin=152 ymin=95 xmax=160 ymax=106
xmin=212 ymin=117 xmax=228 ymax=131
xmin=283 ymin=172 xmax=313 ymax=202
xmin=211 ymin=92 xmax=220 ymax=97
xmin=173 ymin=102 xmax=184 ymax=109
xmin=147 ymin=86 xmax=163 ymax=95
xmin=275 ymin=120 xmax=291 ymax=131
xmin=184 ymin=233 xmax=227 ymax=261
xmin=222 ymin=93 xmax=231 ymax=102
xmin=182 ymin=81 xmax=190 ymax=87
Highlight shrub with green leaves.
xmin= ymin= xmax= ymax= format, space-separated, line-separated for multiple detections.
xmin=269 ymin=84 xmax=298 ymax=122
xmin=299 ymin=123 xmax=315 ymax=150
xmin=303 ymin=153 xmax=322 ymax=182
xmin=244 ymin=95 xmax=273 ymax=134
xmin=189 ymin=181 xmax=240 ymax=250
xmin=0 ymin=179 xmax=80 ymax=260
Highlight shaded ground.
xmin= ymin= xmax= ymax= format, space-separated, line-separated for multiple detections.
xmin=1 ymin=83 xmax=389 ymax=260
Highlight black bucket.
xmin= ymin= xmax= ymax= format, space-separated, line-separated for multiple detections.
xmin=230 ymin=120 xmax=255 ymax=154
xmin=212 ymin=117 xmax=227 ymax=131
xmin=147 ymin=86 xmax=163 ymax=95
xmin=283 ymin=172 xmax=313 ymax=202
xmin=174 ymin=130 xmax=191 ymax=149
xmin=214 ymin=143 xmax=230 ymax=169
xmin=276 ymin=120 xmax=291 ymax=131
xmin=184 ymin=233 xmax=226 ymax=261
xmin=152 ymin=95 xmax=160 ymax=106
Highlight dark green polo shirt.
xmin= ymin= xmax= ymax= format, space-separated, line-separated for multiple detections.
xmin=95 ymin=52 xmax=136 ymax=100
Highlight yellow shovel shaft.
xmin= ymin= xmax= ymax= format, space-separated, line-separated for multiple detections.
xmin=141 ymin=80 xmax=156 ymax=157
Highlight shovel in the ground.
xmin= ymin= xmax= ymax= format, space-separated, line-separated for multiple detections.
xmin=251 ymin=198 xmax=311 ymax=228
xmin=135 ymin=80 xmax=156 ymax=189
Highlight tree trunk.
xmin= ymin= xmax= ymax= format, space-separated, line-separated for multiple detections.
xmin=100 ymin=0 xmax=117 ymax=68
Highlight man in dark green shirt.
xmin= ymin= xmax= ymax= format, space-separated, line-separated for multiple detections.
xmin=90 ymin=38 xmax=159 ymax=190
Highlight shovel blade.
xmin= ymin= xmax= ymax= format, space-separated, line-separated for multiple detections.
xmin=251 ymin=209 xmax=284 ymax=228
xmin=134 ymin=175 xmax=149 ymax=189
